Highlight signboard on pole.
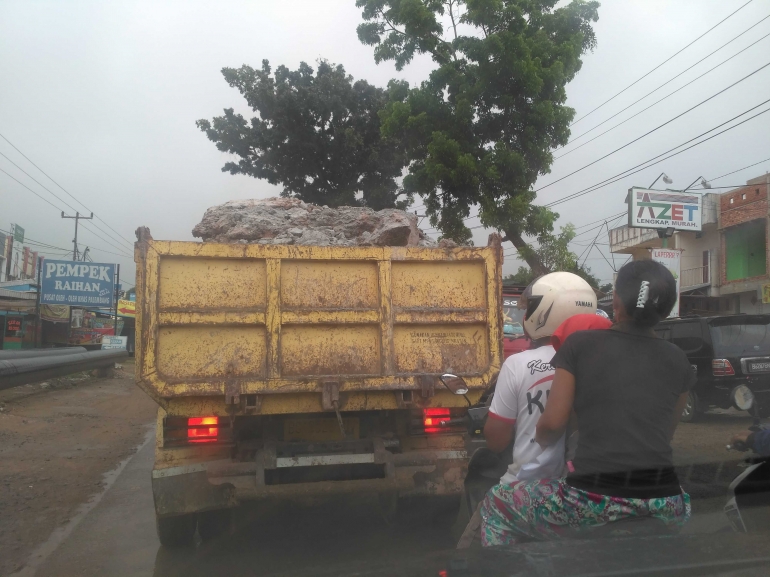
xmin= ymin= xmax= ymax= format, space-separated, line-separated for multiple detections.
xmin=117 ymin=299 xmax=135 ymax=318
xmin=40 ymin=260 xmax=116 ymax=307
xmin=12 ymin=224 xmax=25 ymax=243
xmin=101 ymin=335 xmax=127 ymax=350
xmin=651 ymin=248 xmax=682 ymax=318
xmin=629 ymin=188 xmax=702 ymax=232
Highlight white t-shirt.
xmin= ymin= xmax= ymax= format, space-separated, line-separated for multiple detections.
xmin=489 ymin=344 xmax=566 ymax=485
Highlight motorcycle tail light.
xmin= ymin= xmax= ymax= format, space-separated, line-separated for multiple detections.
xmin=423 ymin=408 xmax=451 ymax=433
xmin=712 ymin=359 xmax=735 ymax=376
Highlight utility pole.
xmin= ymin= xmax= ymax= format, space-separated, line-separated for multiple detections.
xmin=61 ymin=212 xmax=93 ymax=261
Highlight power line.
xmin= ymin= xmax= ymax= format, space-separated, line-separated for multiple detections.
xmin=556 ymin=24 xmax=770 ymax=159
xmin=0 ymin=167 xmax=64 ymax=212
xmin=710 ymin=156 xmax=770 ymax=181
xmin=0 ymin=131 xmax=135 ymax=247
xmin=76 ymin=222 xmax=133 ymax=257
xmin=569 ymin=0 xmax=755 ymax=126
xmin=544 ymin=99 xmax=770 ymax=208
xmin=0 ymin=169 xmax=132 ymax=258
xmin=0 ymin=226 xmax=132 ymax=259
xmin=537 ymin=60 xmax=770 ymax=194
xmin=0 ymin=149 xmax=133 ymax=250
xmin=0 ymin=164 xmax=132 ymax=258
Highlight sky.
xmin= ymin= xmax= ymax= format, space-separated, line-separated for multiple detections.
xmin=1 ymin=0 xmax=770 ymax=288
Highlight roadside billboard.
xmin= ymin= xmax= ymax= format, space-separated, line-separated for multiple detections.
xmin=651 ymin=248 xmax=682 ymax=318
xmin=629 ymin=188 xmax=701 ymax=232
xmin=102 ymin=335 xmax=127 ymax=350
xmin=40 ymin=260 xmax=116 ymax=307
xmin=117 ymin=299 xmax=135 ymax=318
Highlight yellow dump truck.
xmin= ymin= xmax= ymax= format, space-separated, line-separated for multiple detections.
xmin=134 ymin=228 xmax=503 ymax=546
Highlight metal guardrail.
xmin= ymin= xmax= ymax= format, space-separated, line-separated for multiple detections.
xmin=0 ymin=349 xmax=128 ymax=391
xmin=0 ymin=347 xmax=88 ymax=361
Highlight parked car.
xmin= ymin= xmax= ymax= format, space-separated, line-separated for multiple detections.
xmin=655 ymin=314 xmax=770 ymax=422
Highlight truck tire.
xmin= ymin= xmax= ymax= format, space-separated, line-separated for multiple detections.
xmin=198 ymin=509 xmax=232 ymax=541
xmin=680 ymin=391 xmax=700 ymax=423
xmin=156 ymin=513 xmax=196 ymax=548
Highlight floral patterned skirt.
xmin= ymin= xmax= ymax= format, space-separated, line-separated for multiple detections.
xmin=480 ymin=477 xmax=691 ymax=547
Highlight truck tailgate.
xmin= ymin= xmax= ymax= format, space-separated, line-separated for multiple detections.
xmin=135 ymin=232 xmax=502 ymax=414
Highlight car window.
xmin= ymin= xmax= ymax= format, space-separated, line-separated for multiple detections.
xmin=710 ymin=320 xmax=770 ymax=357
xmin=671 ymin=322 xmax=705 ymax=354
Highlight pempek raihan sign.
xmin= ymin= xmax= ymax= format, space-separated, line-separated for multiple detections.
xmin=628 ymin=187 xmax=702 ymax=232
xmin=41 ymin=260 xmax=116 ymax=307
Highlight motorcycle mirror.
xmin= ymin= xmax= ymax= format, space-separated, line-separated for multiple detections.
xmin=730 ymin=385 xmax=755 ymax=412
xmin=440 ymin=374 xmax=469 ymax=395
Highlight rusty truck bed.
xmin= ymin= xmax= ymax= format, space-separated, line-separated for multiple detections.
xmin=135 ymin=229 xmax=503 ymax=417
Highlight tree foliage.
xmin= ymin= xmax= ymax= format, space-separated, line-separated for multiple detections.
xmin=197 ymin=60 xmax=408 ymax=209
xmin=502 ymin=224 xmax=599 ymax=288
xmin=356 ymin=0 xmax=599 ymax=271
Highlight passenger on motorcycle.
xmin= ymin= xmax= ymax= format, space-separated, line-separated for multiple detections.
xmin=481 ymin=260 xmax=693 ymax=546
xmin=483 ymin=272 xmax=597 ymax=484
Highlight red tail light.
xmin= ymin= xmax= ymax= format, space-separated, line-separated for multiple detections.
xmin=712 ymin=359 xmax=735 ymax=376
xmin=188 ymin=416 xmax=218 ymax=443
xmin=423 ymin=408 xmax=451 ymax=433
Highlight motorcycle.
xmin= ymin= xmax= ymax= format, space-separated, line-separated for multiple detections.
xmin=439 ymin=373 xmax=683 ymax=548
xmin=437 ymin=373 xmax=511 ymax=548
xmin=724 ymin=384 xmax=770 ymax=533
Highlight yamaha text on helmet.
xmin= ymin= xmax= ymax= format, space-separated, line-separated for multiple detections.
xmin=518 ymin=272 xmax=597 ymax=340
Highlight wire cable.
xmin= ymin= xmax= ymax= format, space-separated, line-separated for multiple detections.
xmin=0 ymin=150 xmax=133 ymax=250
xmin=710 ymin=156 xmax=770 ymax=181
xmin=569 ymin=0 xmax=755 ymax=126
xmin=0 ymin=172 xmax=132 ymax=258
xmin=556 ymin=25 xmax=770 ymax=159
xmin=537 ymin=61 xmax=770 ymax=193
xmin=0 ymin=131 xmax=135 ymax=247
xmin=543 ymin=99 xmax=770 ymax=208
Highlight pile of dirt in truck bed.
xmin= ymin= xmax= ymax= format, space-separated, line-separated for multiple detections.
xmin=192 ymin=197 xmax=449 ymax=247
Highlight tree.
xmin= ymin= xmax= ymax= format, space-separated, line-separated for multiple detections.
xmin=197 ymin=60 xmax=408 ymax=210
xmin=356 ymin=0 xmax=599 ymax=272
xmin=502 ymin=224 xmax=599 ymax=288
xmin=600 ymin=282 xmax=613 ymax=293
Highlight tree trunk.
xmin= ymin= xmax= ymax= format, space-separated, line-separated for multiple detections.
xmin=505 ymin=228 xmax=549 ymax=278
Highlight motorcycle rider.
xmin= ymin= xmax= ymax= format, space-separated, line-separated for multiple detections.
xmin=481 ymin=260 xmax=693 ymax=547
xmin=483 ymin=272 xmax=598 ymax=484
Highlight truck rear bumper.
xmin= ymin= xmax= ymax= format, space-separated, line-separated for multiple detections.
xmin=152 ymin=447 xmax=469 ymax=517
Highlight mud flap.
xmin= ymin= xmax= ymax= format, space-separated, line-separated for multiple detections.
xmin=152 ymin=470 xmax=236 ymax=517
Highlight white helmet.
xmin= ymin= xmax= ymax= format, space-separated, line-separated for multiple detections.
xmin=518 ymin=272 xmax=597 ymax=340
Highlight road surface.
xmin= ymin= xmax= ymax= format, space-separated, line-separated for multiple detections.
xmin=2 ymin=367 xmax=758 ymax=577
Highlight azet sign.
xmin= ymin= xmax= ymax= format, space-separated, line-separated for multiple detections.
xmin=628 ymin=187 xmax=702 ymax=232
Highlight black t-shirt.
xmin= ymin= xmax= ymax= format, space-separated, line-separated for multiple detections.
xmin=551 ymin=325 xmax=695 ymax=499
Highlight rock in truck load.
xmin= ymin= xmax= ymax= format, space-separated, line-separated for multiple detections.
xmin=191 ymin=197 xmax=448 ymax=247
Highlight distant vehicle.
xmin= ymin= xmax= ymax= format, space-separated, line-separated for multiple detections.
xmin=655 ymin=314 xmax=770 ymax=422
xmin=501 ymin=284 xmax=531 ymax=359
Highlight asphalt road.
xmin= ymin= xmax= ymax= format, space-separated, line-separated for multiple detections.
xmin=20 ymin=432 xmax=465 ymax=577
xmin=11 ymin=428 xmax=749 ymax=577
xmin=2 ymin=368 xmax=757 ymax=577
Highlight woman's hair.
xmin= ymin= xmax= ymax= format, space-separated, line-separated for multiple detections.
xmin=615 ymin=260 xmax=677 ymax=327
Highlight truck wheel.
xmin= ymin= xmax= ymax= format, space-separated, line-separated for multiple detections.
xmin=198 ymin=509 xmax=232 ymax=541
xmin=156 ymin=513 xmax=196 ymax=548
xmin=680 ymin=391 xmax=700 ymax=423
